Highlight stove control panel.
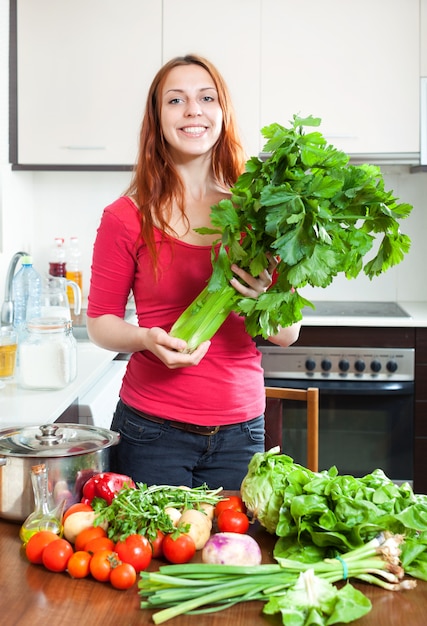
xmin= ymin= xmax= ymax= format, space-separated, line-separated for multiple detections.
xmin=259 ymin=346 xmax=415 ymax=381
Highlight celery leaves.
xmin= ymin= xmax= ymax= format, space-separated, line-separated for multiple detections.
xmin=171 ymin=115 xmax=412 ymax=349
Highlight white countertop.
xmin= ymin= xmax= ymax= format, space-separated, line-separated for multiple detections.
xmin=301 ymin=301 xmax=427 ymax=327
xmin=0 ymin=342 xmax=118 ymax=430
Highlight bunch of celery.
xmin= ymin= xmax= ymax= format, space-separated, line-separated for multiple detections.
xmin=170 ymin=115 xmax=412 ymax=352
xmin=139 ymin=533 xmax=415 ymax=625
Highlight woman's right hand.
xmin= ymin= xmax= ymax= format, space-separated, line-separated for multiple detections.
xmin=144 ymin=327 xmax=211 ymax=368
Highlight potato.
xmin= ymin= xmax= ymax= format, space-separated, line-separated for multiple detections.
xmin=62 ymin=510 xmax=108 ymax=544
xmin=179 ymin=508 xmax=212 ymax=550
xmin=164 ymin=507 xmax=182 ymax=526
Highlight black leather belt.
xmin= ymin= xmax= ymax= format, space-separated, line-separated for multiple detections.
xmin=125 ymin=404 xmax=229 ymax=436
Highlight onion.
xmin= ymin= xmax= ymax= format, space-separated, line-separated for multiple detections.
xmin=201 ymin=532 xmax=262 ymax=566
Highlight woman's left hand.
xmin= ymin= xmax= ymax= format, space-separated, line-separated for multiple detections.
xmin=230 ymin=257 xmax=277 ymax=298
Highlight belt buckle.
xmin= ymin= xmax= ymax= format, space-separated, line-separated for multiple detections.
xmin=205 ymin=425 xmax=220 ymax=435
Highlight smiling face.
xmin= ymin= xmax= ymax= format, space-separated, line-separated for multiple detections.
xmin=160 ymin=64 xmax=223 ymax=160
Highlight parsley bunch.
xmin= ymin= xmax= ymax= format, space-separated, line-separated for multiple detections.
xmin=170 ymin=115 xmax=412 ymax=350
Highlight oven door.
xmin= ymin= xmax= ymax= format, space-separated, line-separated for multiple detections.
xmin=264 ymin=378 xmax=414 ymax=484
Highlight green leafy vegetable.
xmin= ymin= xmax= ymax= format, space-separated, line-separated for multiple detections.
xmin=263 ymin=570 xmax=371 ymax=626
xmin=92 ymin=483 xmax=222 ymax=542
xmin=171 ymin=115 xmax=412 ymax=351
xmin=240 ymin=448 xmax=427 ymax=581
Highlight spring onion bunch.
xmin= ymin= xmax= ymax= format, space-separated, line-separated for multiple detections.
xmin=170 ymin=115 xmax=412 ymax=352
xmin=139 ymin=532 xmax=415 ymax=624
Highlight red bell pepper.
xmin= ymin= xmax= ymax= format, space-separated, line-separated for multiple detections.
xmin=81 ymin=472 xmax=135 ymax=505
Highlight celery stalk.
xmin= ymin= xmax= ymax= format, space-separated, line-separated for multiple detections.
xmin=170 ymin=283 xmax=239 ymax=353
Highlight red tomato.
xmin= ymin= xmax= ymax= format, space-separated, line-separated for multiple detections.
xmin=162 ymin=533 xmax=196 ymax=564
xmin=85 ymin=536 xmax=115 ymax=554
xmin=150 ymin=530 xmax=165 ymax=559
xmin=62 ymin=502 xmax=93 ymax=523
xmin=214 ymin=496 xmax=246 ymax=518
xmin=217 ymin=509 xmax=250 ymax=534
xmin=42 ymin=538 xmax=74 ymax=572
xmin=89 ymin=549 xmax=119 ymax=582
xmin=67 ymin=550 xmax=92 ymax=578
xmin=25 ymin=531 xmax=60 ymax=564
xmin=110 ymin=562 xmax=137 ymax=590
xmin=74 ymin=526 xmax=107 ymax=552
xmin=115 ymin=534 xmax=152 ymax=572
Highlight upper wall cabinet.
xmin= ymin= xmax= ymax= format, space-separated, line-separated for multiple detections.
xmin=260 ymin=0 xmax=420 ymax=159
xmin=162 ymin=0 xmax=261 ymax=158
xmin=11 ymin=0 xmax=162 ymax=168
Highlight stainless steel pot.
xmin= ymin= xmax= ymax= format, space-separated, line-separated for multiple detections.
xmin=0 ymin=423 xmax=119 ymax=521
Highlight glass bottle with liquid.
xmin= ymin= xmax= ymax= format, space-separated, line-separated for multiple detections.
xmin=19 ymin=463 xmax=64 ymax=544
xmin=65 ymin=237 xmax=83 ymax=305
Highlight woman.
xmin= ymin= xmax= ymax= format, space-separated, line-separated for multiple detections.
xmin=87 ymin=54 xmax=301 ymax=489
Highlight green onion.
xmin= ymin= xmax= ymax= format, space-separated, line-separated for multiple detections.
xmin=139 ymin=533 xmax=416 ymax=623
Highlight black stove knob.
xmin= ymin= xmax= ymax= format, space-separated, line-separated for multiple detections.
xmin=339 ymin=359 xmax=350 ymax=372
xmin=371 ymin=359 xmax=382 ymax=373
xmin=354 ymin=359 xmax=366 ymax=372
xmin=321 ymin=358 xmax=332 ymax=372
xmin=305 ymin=358 xmax=316 ymax=372
xmin=387 ymin=360 xmax=398 ymax=373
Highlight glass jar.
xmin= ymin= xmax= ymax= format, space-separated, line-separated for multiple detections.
xmin=18 ymin=318 xmax=77 ymax=389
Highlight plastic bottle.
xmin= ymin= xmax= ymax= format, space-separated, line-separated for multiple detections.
xmin=49 ymin=237 xmax=67 ymax=277
xmin=66 ymin=237 xmax=83 ymax=305
xmin=12 ymin=255 xmax=42 ymax=333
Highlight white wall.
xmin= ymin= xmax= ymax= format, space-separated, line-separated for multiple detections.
xmin=1 ymin=0 xmax=427 ymax=307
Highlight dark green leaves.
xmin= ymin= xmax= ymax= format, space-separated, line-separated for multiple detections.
xmin=172 ymin=114 xmax=412 ymax=347
xmin=205 ymin=114 xmax=413 ymax=339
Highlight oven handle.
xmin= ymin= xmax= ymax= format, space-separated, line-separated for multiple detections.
xmin=264 ymin=378 xmax=414 ymax=396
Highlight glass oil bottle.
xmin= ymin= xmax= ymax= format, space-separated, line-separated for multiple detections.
xmin=19 ymin=463 xmax=65 ymax=544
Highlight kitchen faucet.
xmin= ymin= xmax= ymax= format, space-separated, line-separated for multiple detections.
xmin=1 ymin=251 xmax=30 ymax=327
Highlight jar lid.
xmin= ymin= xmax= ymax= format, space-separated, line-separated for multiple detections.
xmin=0 ymin=424 xmax=119 ymax=457
xmin=26 ymin=318 xmax=72 ymax=332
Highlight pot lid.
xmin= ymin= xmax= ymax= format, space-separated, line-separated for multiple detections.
xmin=0 ymin=423 xmax=119 ymax=457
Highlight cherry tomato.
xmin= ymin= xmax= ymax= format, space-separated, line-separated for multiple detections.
xmin=214 ymin=496 xmax=246 ymax=518
xmin=25 ymin=531 xmax=60 ymax=564
xmin=150 ymin=530 xmax=165 ymax=559
xmin=62 ymin=502 xmax=93 ymax=523
xmin=85 ymin=536 xmax=115 ymax=554
xmin=90 ymin=549 xmax=119 ymax=582
xmin=67 ymin=550 xmax=92 ymax=578
xmin=42 ymin=538 xmax=74 ymax=572
xmin=110 ymin=562 xmax=137 ymax=590
xmin=162 ymin=533 xmax=196 ymax=564
xmin=74 ymin=526 xmax=107 ymax=552
xmin=217 ymin=509 xmax=250 ymax=534
xmin=114 ymin=534 xmax=152 ymax=572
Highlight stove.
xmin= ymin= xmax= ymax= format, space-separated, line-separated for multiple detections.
xmin=260 ymin=345 xmax=415 ymax=381
xmin=302 ymin=301 xmax=410 ymax=318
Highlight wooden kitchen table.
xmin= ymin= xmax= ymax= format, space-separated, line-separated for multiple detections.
xmin=1 ymin=518 xmax=427 ymax=626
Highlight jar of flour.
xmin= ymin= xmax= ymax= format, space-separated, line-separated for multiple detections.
xmin=19 ymin=318 xmax=77 ymax=390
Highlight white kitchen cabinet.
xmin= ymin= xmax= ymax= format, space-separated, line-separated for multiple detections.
xmin=260 ymin=0 xmax=420 ymax=158
xmin=162 ymin=0 xmax=262 ymax=158
xmin=13 ymin=0 xmax=162 ymax=167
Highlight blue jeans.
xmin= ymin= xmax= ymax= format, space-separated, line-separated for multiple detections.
xmin=109 ymin=400 xmax=265 ymax=490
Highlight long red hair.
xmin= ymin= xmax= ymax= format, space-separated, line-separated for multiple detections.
xmin=124 ymin=54 xmax=247 ymax=269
